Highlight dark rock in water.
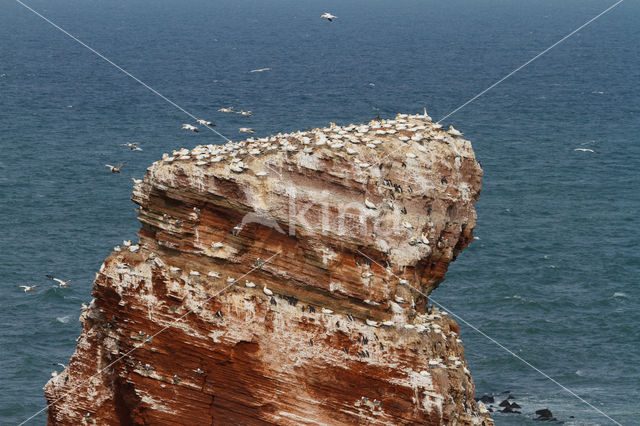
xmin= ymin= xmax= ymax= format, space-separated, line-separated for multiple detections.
xmin=535 ymin=408 xmax=554 ymax=421
xmin=501 ymin=406 xmax=520 ymax=414
xmin=499 ymin=400 xmax=511 ymax=407
xmin=511 ymin=402 xmax=521 ymax=409
xmin=478 ymin=395 xmax=495 ymax=403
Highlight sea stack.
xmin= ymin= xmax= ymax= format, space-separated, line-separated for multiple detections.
xmin=44 ymin=113 xmax=491 ymax=424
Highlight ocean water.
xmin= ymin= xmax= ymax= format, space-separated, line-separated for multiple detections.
xmin=1 ymin=0 xmax=638 ymax=424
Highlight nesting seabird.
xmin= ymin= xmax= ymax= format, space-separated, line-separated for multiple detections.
xmin=364 ymin=198 xmax=376 ymax=209
xmin=105 ymin=163 xmax=124 ymax=174
xmin=131 ymin=177 xmax=142 ymax=184
xmin=448 ymin=125 xmax=463 ymax=137
xmin=321 ymin=308 xmax=334 ymax=314
xmin=263 ymin=285 xmax=273 ymax=296
xmin=321 ymin=12 xmax=338 ymax=21
xmin=46 ymin=274 xmax=71 ymax=287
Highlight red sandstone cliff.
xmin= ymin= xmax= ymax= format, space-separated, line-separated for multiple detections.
xmin=45 ymin=112 xmax=492 ymax=425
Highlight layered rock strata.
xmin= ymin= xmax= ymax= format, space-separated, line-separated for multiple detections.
xmin=45 ymin=112 xmax=491 ymax=425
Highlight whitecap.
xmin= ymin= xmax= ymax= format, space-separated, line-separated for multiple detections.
xmin=56 ymin=315 xmax=71 ymax=324
xmin=575 ymin=370 xmax=585 ymax=376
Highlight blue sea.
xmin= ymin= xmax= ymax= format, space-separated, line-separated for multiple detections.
xmin=1 ymin=0 xmax=638 ymax=424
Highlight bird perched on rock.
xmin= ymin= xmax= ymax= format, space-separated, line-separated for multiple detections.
xmin=105 ymin=163 xmax=124 ymax=174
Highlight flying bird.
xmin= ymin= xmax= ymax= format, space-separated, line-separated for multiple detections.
xmin=218 ymin=107 xmax=235 ymax=113
xmin=120 ymin=142 xmax=142 ymax=151
xmin=181 ymin=124 xmax=199 ymax=132
xmin=46 ymin=275 xmax=71 ymax=287
xmin=19 ymin=285 xmax=38 ymax=293
xmin=105 ymin=163 xmax=124 ymax=173
xmin=239 ymin=128 xmax=255 ymax=134
xmin=196 ymin=119 xmax=216 ymax=127
xmin=574 ymin=148 xmax=599 ymax=154
xmin=249 ymin=68 xmax=271 ymax=73
xmin=321 ymin=12 xmax=338 ymax=22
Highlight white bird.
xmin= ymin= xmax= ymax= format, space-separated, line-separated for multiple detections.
xmin=321 ymin=12 xmax=338 ymax=22
xmin=364 ymin=198 xmax=376 ymax=209
xmin=207 ymin=271 xmax=220 ymax=278
xmin=182 ymin=124 xmax=199 ymax=132
xmin=120 ymin=142 xmax=142 ymax=151
xmin=263 ymin=285 xmax=273 ymax=296
xmin=245 ymin=280 xmax=256 ymax=288
xmin=239 ymin=127 xmax=255 ymax=134
xmin=250 ymin=68 xmax=271 ymax=73
xmin=366 ymin=319 xmax=379 ymax=327
xmin=196 ymin=119 xmax=216 ymax=127
xmin=382 ymin=320 xmax=394 ymax=326
xmin=105 ymin=163 xmax=124 ymax=173
xmin=131 ymin=177 xmax=142 ymax=184
xmin=402 ymin=220 xmax=413 ymax=229
xmin=189 ymin=271 xmax=200 ymax=276
xmin=255 ymin=171 xmax=268 ymax=177
xmin=46 ymin=275 xmax=71 ymax=287
xmin=19 ymin=285 xmax=38 ymax=293
xmin=574 ymin=148 xmax=599 ymax=153
xmin=237 ymin=110 xmax=252 ymax=117
xmin=169 ymin=266 xmax=181 ymax=272
xmin=321 ymin=308 xmax=334 ymax=314
xmin=211 ymin=242 xmax=224 ymax=248
xmin=448 ymin=125 xmax=463 ymax=137
xmin=218 ymin=107 xmax=235 ymax=113
xmin=421 ymin=232 xmax=429 ymax=245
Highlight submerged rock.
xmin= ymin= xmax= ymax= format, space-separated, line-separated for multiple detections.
xmin=44 ymin=113 xmax=490 ymax=424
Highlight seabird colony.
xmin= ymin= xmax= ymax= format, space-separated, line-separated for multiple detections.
xmin=157 ymin=110 xmax=464 ymax=179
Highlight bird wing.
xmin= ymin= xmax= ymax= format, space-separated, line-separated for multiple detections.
xmin=105 ymin=164 xmax=113 ymax=168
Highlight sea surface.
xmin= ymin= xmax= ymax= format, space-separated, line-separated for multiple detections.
xmin=1 ymin=0 xmax=638 ymax=424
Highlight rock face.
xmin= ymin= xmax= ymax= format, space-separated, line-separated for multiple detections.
xmin=45 ymin=112 xmax=492 ymax=425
